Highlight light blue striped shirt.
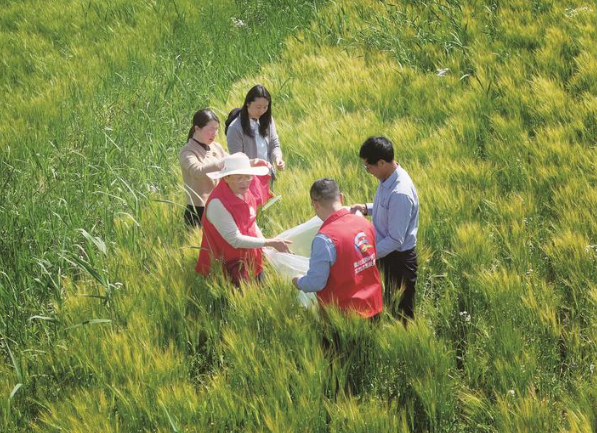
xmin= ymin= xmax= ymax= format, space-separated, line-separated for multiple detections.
xmin=296 ymin=233 xmax=336 ymax=292
xmin=367 ymin=166 xmax=418 ymax=258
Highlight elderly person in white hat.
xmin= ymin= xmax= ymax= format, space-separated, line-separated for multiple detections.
xmin=195 ymin=153 xmax=291 ymax=286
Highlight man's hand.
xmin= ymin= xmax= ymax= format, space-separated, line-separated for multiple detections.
xmin=350 ymin=203 xmax=367 ymax=215
xmin=292 ymin=275 xmax=303 ymax=289
xmin=264 ymin=238 xmax=292 ymax=253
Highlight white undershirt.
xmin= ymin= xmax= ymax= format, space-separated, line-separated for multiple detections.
xmin=206 ymin=198 xmax=265 ymax=248
xmin=251 ymin=119 xmax=269 ymax=161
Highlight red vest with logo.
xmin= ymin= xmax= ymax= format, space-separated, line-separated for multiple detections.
xmin=317 ymin=209 xmax=382 ymax=318
xmin=195 ymin=175 xmax=272 ymax=281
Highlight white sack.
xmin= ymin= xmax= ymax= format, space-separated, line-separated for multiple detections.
xmin=264 ymin=216 xmax=323 ymax=308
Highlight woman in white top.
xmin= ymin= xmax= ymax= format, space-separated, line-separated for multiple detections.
xmin=196 ymin=153 xmax=291 ymax=285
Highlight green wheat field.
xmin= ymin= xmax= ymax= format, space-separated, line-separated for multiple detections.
xmin=2 ymin=0 xmax=597 ymax=431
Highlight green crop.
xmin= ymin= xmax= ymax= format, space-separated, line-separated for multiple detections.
xmin=2 ymin=0 xmax=597 ymax=431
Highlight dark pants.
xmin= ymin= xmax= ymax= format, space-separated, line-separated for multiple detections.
xmin=184 ymin=205 xmax=204 ymax=227
xmin=379 ymin=248 xmax=417 ymax=324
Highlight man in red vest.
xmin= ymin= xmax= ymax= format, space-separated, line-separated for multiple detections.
xmin=292 ymin=179 xmax=382 ymax=319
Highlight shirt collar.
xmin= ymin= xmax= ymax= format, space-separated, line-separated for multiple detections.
xmin=321 ymin=208 xmax=350 ymax=229
xmin=380 ymin=166 xmax=399 ymax=189
xmin=191 ymin=137 xmax=210 ymax=151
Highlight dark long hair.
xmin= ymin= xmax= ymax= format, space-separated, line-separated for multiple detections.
xmin=240 ymin=84 xmax=272 ymax=138
xmin=224 ymin=107 xmax=241 ymax=135
xmin=187 ymin=109 xmax=219 ymax=140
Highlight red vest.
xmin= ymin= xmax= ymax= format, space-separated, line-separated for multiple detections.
xmin=196 ymin=175 xmax=272 ymax=282
xmin=317 ymin=209 xmax=382 ymax=318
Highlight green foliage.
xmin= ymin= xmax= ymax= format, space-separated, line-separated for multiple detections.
xmin=2 ymin=0 xmax=597 ymax=431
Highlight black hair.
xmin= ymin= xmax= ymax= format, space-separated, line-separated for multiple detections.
xmin=188 ymin=109 xmax=219 ymax=140
xmin=359 ymin=136 xmax=394 ymax=164
xmin=224 ymin=107 xmax=241 ymax=135
xmin=240 ymin=84 xmax=272 ymax=138
xmin=310 ymin=178 xmax=340 ymax=204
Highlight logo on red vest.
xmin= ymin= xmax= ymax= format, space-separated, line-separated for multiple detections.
xmin=353 ymin=231 xmax=376 ymax=274
xmin=354 ymin=231 xmax=374 ymax=257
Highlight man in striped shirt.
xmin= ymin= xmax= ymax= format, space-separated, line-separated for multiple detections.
xmin=350 ymin=136 xmax=419 ymax=324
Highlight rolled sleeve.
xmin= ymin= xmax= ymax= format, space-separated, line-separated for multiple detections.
xmin=297 ymin=234 xmax=336 ymax=293
xmin=376 ymin=193 xmax=413 ymax=258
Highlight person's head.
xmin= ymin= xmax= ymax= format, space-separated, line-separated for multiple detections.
xmin=188 ymin=109 xmax=220 ymax=143
xmin=206 ymin=153 xmax=269 ymax=196
xmin=359 ymin=136 xmax=397 ymax=181
xmin=310 ymin=178 xmax=343 ymax=220
xmin=240 ymin=84 xmax=272 ymax=138
xmin=224 ymin=174 xmax=253 ymax=196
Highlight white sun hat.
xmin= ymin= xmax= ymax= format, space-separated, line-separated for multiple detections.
xmin=207 ymin=153 xmax=269 ymax=179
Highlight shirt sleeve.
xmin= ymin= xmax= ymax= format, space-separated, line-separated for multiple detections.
xmin=268 ymin=117 xmax=282 ymax=162
xmin=376 ymin=193 xmax=413 ymax=259
xmin=297 ymin=234 xmax=336 ymax=293
xmin=366 ymin=202 xmax=373 ymax=216
xmin=226 ymin=120 xmax=244 ymax=155
xmin=179 ymin=149 xmax=223 ymax=179
xmin=206 ymin=199 xmax=266 ymax=249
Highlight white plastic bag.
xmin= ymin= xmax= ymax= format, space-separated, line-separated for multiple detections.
xmin=264 ymin=216 xmax=323 ymax=308
xmin=274 ymin=215 xmax=322 ymax=255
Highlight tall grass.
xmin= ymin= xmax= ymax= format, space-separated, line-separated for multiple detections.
xmin=3 ymin=0 xmax=597 ymax=431
xmin=0 ymin=0 xmax=326 ymax=429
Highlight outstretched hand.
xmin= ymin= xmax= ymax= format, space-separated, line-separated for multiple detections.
xmin=250 ymin=158 xmax=272 ymax=169
xmin=265 ymin=238 xmax=293 ymax=254
xmin=350 ymin=203 xmax=367 ymax=215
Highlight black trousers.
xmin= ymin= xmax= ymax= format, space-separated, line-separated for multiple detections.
xmin=378 ymin=248 xmax=418 ymax=323
xmin=184 ymin=205 xmax=204 ymax=227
